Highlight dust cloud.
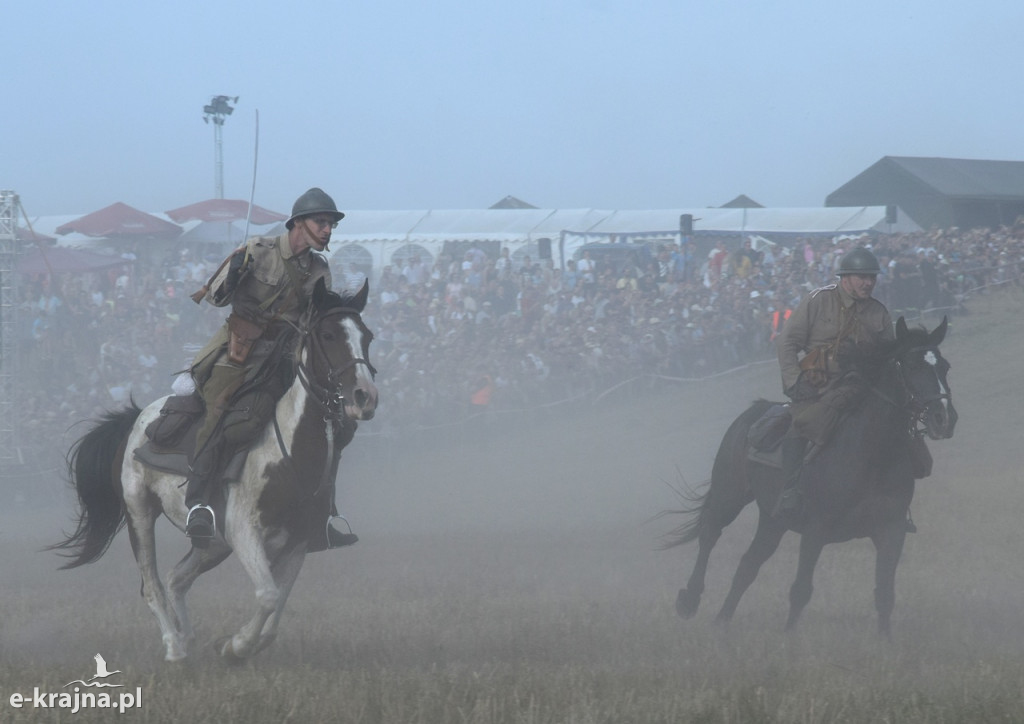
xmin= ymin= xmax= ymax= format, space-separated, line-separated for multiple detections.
xmin=0 ymin=298 xmax=1020 ymax=712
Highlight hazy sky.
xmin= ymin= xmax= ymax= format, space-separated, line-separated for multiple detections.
xmin=7 ymin=1 xmax=1024 ymax=218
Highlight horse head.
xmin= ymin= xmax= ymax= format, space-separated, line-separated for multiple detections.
xmin=297 ymin=278 xmax=378 ymax=421
xmin=891 ymin=316 xmax=957 ymax=440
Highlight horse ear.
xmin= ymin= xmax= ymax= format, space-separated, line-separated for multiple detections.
xmin=895 ymin=316 xmax=909 ymax=339
xmin=351 ymin=278 xmax=369 ymax=312
xmin=312 ymin=277 xmax=329 ymax=306
xmin=928 ymin=315 xmax=948 ymax=346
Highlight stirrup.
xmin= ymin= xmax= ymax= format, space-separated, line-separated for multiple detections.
xmin=185 ymin=504 xmax=217 ymax=541
xmin=326 ymin=515 xmax=358 ymax=549
xmin=905 ymin=511 xmax=917 ymax=534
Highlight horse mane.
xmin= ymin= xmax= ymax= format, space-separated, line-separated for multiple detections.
xmin=838 ymin=322 xmax=933 ymax=379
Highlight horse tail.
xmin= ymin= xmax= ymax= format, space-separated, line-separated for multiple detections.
xmin=656 ymin=480 xmax=709 ymax=549
xmin=48 ymin=403 xmax=142 ymax=569
xmin=659 ymin=399 xmax=775 ymax=549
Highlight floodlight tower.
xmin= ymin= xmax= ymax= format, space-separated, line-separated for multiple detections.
xmin=203 ymin=95 xmax=238 ymax=199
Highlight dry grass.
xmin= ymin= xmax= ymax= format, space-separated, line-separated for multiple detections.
xmin=2 ymin=293 xmax=1022 ymax=723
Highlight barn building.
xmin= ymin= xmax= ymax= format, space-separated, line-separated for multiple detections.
xmin=826 ymin=156 xmax=1024 ymax=231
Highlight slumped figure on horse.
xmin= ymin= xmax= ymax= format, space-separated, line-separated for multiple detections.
xmin=50 ymin=279 xmax=378 ymax=662
xmin=665 ymin=316 xmax=957 ymax=637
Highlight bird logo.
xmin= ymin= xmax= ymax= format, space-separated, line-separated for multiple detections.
xmin=64 ymin=653 xmax=124 ymax=689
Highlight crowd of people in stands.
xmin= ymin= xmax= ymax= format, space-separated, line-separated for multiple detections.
xmin=13 ymin=223 xmax=1024 ymax=479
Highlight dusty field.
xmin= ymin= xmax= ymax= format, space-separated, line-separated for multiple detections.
xmin=1 ymin=292 xmax=1022 ymax=722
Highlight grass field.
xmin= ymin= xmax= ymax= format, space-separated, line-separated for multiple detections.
xmin=2 ymin=292 xmax=1022 ymax=723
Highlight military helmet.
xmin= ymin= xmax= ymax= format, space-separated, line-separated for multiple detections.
xmin=286 ymin=187 xmax=345 ymax=230
xmin=836 ymin=247 xmax=882 ymax=276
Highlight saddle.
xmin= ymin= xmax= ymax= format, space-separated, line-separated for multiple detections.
xmin=745 ymin=401 xmax=933 ymax=479
xmin=133 ymin=393 xmax=246 ymax=480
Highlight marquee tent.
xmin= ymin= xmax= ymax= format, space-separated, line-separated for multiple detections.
xmin=325 ymin=208 xmax=611 ymax=275
xmin=55 ymin=202 xmax=182 ymax=238
xmin=325 ymin=205 xmax=916 ymax=276
xmin=26 ymin=203 xmax=919 ymax=282
xmin=165 ymin=199 xmax=287 ymax=225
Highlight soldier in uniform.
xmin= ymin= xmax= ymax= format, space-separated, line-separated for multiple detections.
xmin=184 ymin=188 xmax=358 ymax=549
xmin=773 ymin=247 xmax=895 ymax=518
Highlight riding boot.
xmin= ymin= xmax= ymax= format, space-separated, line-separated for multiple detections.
xmin=184 ymin=438 xmax=223 ymax=545
xmin=325 ymin=517 xmax=359 ymax=549
xmin=772 ymin=436 xmax=808 ymax=520
xmin=307 ymin=508 xmax=359 ymax=552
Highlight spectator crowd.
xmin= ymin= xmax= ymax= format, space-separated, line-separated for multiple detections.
xmin=12 ymin=223 xmax=1024 ymax=479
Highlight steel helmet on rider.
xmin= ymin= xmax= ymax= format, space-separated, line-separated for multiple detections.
xmin=836 ymin=247 xmax=882 ymax=276
xmin=285 ymin=188 xmax=345 ymax=230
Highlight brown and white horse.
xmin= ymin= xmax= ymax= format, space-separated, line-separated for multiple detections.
xmin=51 ymin=279 xmax=377 ymax=661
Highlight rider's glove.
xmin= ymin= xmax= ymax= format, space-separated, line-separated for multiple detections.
xmin=223 ymin=250 xmax=246 ymax=295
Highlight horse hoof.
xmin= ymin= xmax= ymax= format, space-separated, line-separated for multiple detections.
xmin=251 ymin=632 xmax=277 ymax=657
xmin=214 ymin=636 xmax=247 ymax=665
xmin=676 ymin=588 xmax=700 ymax=619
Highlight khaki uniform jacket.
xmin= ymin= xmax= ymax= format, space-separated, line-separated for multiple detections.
xmin=776 ymin=282 xmax=894 ymax=394
xmin=191 ymin=233 xmax=332 ymax=379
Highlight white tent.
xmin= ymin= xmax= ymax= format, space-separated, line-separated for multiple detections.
xmin=27 ymin=205 xmax=919 ymax=282
xmin=557 ymin=205 xmax=919 ymax=266
xmin=326 ymin=208 xmax=612 ymax=276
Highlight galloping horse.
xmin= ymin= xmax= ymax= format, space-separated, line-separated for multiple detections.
xmin=51 ymin=279 xmax=378 ymax=662
xmin=665 ymin=317 xmax=957 ymax=636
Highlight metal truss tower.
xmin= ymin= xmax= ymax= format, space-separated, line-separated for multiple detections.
xmin=0 ymin=190 xmax=22 ymax=469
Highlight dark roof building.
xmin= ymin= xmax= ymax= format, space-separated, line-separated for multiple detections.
xmin=720 ymin=194 xmax=764 ymax=208
xmin=825 ymin=156 xmax=1024 ymax=231
xmin=489 ymin=195 xmax=538 ymax=209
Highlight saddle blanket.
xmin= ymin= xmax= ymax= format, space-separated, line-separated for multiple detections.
xmin=133 ymin=441 xmax=247 ymax=480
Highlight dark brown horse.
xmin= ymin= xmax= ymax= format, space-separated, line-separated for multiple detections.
xmin=665 ymin=317 xmax=957 ymax=636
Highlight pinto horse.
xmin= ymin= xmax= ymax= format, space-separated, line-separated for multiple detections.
xmin=50 ymin=279 xmax=378 ymax=662
xmin=665 ymin=317 xmax=957 ymax=636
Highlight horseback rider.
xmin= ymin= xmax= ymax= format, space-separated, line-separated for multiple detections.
xmin=184 ymin=187 xmax=359 ymax=549
xmin=773 ymin=246 xmax=895 ymax=518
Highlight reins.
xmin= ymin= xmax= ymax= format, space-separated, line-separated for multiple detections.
xmin=869 ymin=346 xmax=951 ymax=435
xmin=270 ymin=303 xmax=374 ymax=499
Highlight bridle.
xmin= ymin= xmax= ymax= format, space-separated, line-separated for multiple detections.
xmin=872 ymin=344 xmax=952 ymax=435
xmin=272 ymin=303 xmax=376 ymax=498
xmin=293 ymin=305 xmax=376 ymax=422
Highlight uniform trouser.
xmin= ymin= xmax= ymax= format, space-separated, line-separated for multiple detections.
xmin=778 ymin=373 xmax=868 ymax=500
xmin=185 ymin=358 xmax=247 ymax=509
xmin=789 ymin=374 xmax=868 ymax=448
xmin=186 ymin=354 xmax=284 ymax=509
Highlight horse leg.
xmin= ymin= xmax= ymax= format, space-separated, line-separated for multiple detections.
xmin=676 ymin=491 xmax=754 ymax=619
xmin=676 ymin=522 xmax=720 ymax=619
xmin=166 ymin=542 xmax=232 ymax=647
xmin=872 ymin=525 xmax=907 ymax=639
xmin=217 ymin=527 xmax=285 ymax=662
xmin=785 ymin=533 xmax=825 ymax=631
xmin=251 ymin=547 xmax=308 ymax=657
xmin=123 ymin=491 xmax=189 ymax=661
xmin=716 ymin=509 xmax=788 ymax=623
